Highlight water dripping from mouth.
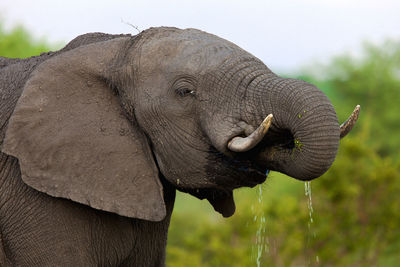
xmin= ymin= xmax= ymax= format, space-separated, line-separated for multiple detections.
xmin=252 ymin=170 xmax=270 ymax=267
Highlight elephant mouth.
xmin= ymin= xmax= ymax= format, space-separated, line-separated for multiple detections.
xmin=178 ymin=146 xmax=270 ymax=218
xmin=179 ymin=187 xmax=237 ymax=217
xmin=207 ymin=147 xmax=269 ymax=188
xmin=224 ymin=155 xmax=269 ymax=186
xmin=183 ymin=159 xmax=269 ymax=218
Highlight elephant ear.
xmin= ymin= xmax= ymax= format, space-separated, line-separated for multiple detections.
xmin=2 ymin=39 xmax=166 ymax=221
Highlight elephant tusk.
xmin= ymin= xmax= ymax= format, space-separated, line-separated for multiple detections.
xmin=228 ymin=114 xmax=273 ymax=152
xmin=340 ymin=105 xmax=360 ymax=139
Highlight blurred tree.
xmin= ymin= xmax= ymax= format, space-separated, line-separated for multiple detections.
xmin=309 ymin=125 xmax=400 ymax=266
xmin=0 ymin=22 xmax=52 ymax=58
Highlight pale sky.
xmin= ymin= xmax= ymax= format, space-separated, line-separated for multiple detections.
xmin=1 ymin=0 xmax=399 ymax=72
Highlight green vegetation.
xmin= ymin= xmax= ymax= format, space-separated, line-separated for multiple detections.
xmin=301 ymin=40 xmax=400 ymax=157
xmin=294 ymin=138 xmax=303 ymax=151
xmin=0 ymin=22 xmax=52 ymax=58
xmin=1 ymin=21 xmax=399 ymax=267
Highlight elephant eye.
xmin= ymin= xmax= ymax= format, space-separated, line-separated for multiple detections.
xmin=175 ymin=87 xmax=196 ymax=97
xmin=173 ymin=76 xmax=197 ymax=98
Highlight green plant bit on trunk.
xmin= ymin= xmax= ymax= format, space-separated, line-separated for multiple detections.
xmin=294 ymin=138 xmax=304 ymax=151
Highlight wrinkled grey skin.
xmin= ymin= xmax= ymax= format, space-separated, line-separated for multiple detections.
xmin=0 ymin=28 xmax=340 ymax=266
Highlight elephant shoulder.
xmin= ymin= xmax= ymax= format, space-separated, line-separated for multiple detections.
xmin=0 ymin=57 xmax=21 ymax=69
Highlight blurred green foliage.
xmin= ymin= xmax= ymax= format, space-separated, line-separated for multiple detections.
xmin=0 ymin=22 xmax=52 ymax=58
xmin=1 ymin=21 xmax=399 ymax=267
xmin=301 ymin=40 xmax=400 ymax=157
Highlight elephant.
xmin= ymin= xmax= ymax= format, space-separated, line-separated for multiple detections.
xmin=0 ymin=27 xmax=359 ymax=266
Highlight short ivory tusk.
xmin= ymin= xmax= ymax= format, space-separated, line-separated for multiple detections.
xmin=340 ymin=105 xmax=360 ymax=139
xmin=228 ymin=114 xmax=273 ymax=152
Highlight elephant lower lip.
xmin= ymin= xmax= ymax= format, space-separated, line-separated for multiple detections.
xmin=233 ymin=161 xmax=269 ymax=186
xmin=207 ymin=147 xmax=268 ymax=187
xmin=178 ymin=187 xmax=236 ymax=217
xmin=246 ymin=168 xmax=268 ymax=185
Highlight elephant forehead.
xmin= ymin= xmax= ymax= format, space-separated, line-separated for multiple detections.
xmin=138 ymin=29 xmax=246 ymax=73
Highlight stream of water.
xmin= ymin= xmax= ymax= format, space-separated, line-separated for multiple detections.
xmin=305 ymin=181 xmax=314 ymax=229
xmin=252 ymin=170 xmax=270 ymax=267
xmin=305 ymin=181 xmax=319 ymax=265
xmin=255 ymin=184 xmax=268 ymax=267
xmin=252 ymin=178 xmax=319 ymax=266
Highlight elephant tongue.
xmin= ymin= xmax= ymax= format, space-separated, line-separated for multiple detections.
xmin=207 ymin=191 xmax=236 ymax=217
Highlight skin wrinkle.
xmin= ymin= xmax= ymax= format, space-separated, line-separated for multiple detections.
xmin=210 ymin=58 xmax=252 ymax=93
xmin=243 ymin=73 xmax=276 ymax=126
xmin=142 ymin=97 xmax=209 ymax=188
xmin=244 ymin=75 xmax=339 ymax=179
xmin=238 ymin=70 xmax=273 ymax=127
xmin=247 ymin=76 xmax=288 ymax=134
xmin=258 ymin=76 xmax=282 ymax=114
xmin=0 ymin=155 xmax=18 ymax=249
xmin=0 ymin=154 xmax=11 ymax=193
xmin=0 ymin=156 xmax=60 ymax=265
xmin=266 ymin=79 xmax=300 ymax=127
xmin=271 ymin=79 xmax=299 ymax=123
xmin=201 ymin=57 xmax=265 ymax=146
xmin=140 ymin=92 xmax=206 ymax=181
xmin=167 ymin=119 xmax=208 ymax=153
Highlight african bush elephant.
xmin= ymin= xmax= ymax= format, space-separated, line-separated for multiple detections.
xmin=0 ymin=27 xmax=359 ymax=266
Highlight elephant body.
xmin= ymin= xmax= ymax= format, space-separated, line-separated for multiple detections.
xmin=0 ymin=153 xmax=175 ymax=266
xmin=0 ymin=28 xmax=357 ymax=266
xmin=0 ymin=33 xmax=176 ymax=266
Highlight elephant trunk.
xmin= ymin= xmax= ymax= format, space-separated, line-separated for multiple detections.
xmin=250 ymin=76 xmax=340 ymax=180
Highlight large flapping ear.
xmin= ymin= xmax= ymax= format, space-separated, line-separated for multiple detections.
xmin=2 ymin=38 xmax=166 ymax=221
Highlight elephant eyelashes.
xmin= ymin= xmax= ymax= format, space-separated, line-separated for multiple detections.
xmin=175 ymin=87 xmax=196 ymax=97
xmin=173 ymin=76 xmax=197 ymax=97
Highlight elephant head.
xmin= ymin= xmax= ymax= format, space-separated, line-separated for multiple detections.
xmin=2 ymin=27 xmax=359 ymax=220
